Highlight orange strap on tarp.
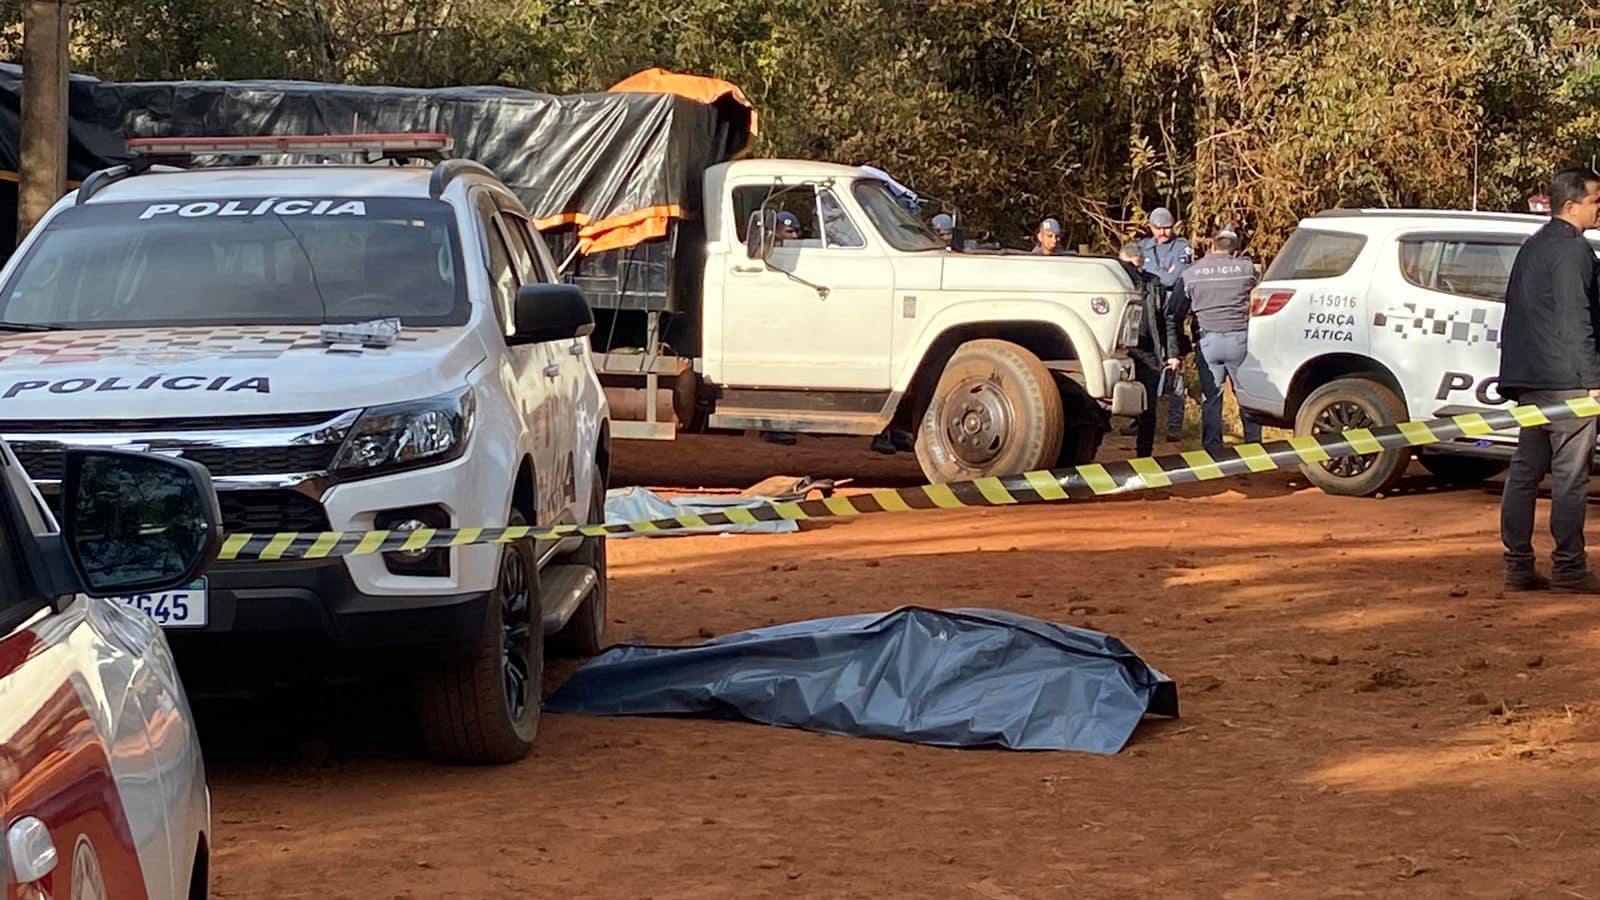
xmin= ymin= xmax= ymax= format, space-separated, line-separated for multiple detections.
xmin=532 ymin=204 xmax=683 ymax=255
xmin=607 ymin=68 xmax=759 ymax=149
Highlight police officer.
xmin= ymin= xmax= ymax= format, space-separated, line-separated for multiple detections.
xmin=775 ymin=211 xmax=802 ymax=245
xmin=1139 ymin=207 xmax=1193 ymax=442
xmin=1166 ymin=228 xmax=1261 ymax=455
xmin=932 ymin=213 xmax=956 ymax=249
xmin=1117 ymin=242 xmax=1171 ymax=457
xmin=1031 ymin=218 xmax=1068 ymax=255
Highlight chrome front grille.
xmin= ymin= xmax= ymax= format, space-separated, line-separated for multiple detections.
xmin=3 ymin=409 xmax=359 ymax=495
xmin=0 ymin=410 xmax=345 ymax=434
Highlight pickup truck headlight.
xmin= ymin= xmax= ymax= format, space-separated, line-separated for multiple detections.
xmin=1119 ymin=301 xmax=1143 ymax=348
xmin=333 ymin=387 xmax=475 ymax=478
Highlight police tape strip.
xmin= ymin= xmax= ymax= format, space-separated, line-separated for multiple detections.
xmin=215 ymin=396 xmax=1600 ymax=562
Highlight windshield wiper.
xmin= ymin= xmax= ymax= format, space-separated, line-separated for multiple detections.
xmin=0 ymin=322 xmax=68 ymax=332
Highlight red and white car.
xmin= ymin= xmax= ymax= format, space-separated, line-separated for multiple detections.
xmin=0 ymin=440 xmax=222 ymax=898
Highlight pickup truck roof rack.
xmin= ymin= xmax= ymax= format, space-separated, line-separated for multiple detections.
xmin=428 ymin=159 xmax=496 ymax=199
xmin=77 ymin=132 xmax=465 ymax=206
xmin=76 ymin=157 xmax=171 ymax=205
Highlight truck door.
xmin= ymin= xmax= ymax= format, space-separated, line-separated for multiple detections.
xmin=1369 ymin=230 xmax=1524 ymax=417
xmin=473 ymin=193 xmax=564 ymax=544
xmin=719 ymin=182 xmax=894 ymax=389
xmin=502 ymin=207 xmax=580 ymax=519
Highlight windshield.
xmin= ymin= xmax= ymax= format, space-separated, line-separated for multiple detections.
xmin=0 ymin=197 xmax=466 ymax=329
xmin=851 ymin=179 xmax=945 ymax=252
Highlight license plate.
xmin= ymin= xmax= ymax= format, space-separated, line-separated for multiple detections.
xmin=112 ymin=579 xmax=208 ymax=628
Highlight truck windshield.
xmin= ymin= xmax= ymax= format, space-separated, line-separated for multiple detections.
xmin=851 ymin=180 xmax=945 ymax=252
xmin=0 ymin=197 xmax=467 ymax=329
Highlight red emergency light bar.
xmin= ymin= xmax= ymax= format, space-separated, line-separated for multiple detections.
xmin=125 ymin=132 xmax=454 ymax=157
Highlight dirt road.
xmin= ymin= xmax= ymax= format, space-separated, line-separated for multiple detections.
xmin=206 ymin=432 xmax=1600 ymax=899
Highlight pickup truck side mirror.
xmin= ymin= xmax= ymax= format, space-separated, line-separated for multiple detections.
xmin=745 ymin=209 xmax=777 ymax=261
xmin=510 ymin=283 xmax=595 ymax=345
xmin=60 ymin=449 xmax=222 ymax=597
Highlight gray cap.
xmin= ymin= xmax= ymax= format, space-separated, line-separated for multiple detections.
xmin=1215 ymin=227 xmax=1239 ymax=241
xmin=1149 ymin=207 xmax=1175 ymax=228
xmin=1038 ymin=217 xmax=1063 ymax=235
xmin=931 ymin=213 xmax=955 ymax=231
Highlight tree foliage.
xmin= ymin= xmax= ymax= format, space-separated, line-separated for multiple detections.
xmin=4 ymin=0 xmax=1598 ymax=254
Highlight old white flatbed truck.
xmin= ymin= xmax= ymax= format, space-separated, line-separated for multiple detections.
xmin=577 ymin=159 xmax=1147 ymax=482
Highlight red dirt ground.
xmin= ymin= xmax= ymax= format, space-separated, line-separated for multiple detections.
xmin=205 ymin=430 xmax=1600 ymax=899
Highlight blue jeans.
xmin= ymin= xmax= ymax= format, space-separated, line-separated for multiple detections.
xmin=1196 ymin=330 xmax=1261 ymax=453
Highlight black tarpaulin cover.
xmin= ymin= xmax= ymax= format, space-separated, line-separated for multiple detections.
xmin=0 ymin=63 xmax=753 ymax=253
xmin=544 ymin=607 xmax=1178 ymax=754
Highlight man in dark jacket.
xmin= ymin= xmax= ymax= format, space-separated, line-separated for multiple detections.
xmin=1499 ymin=166 xmax=1600 ymax=593
xmin=1118 ymin=242 xmax=1171 ymax=457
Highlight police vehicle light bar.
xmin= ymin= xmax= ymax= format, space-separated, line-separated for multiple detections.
xmin=126 ymin=133 xmax=454 ymax=157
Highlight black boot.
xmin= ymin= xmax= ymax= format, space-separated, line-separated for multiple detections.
xmin=1504 ymin=568 xmax=1550 ymax=592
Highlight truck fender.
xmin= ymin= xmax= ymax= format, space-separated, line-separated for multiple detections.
xmin=893 ymin=301 xmax=1108 ymax=405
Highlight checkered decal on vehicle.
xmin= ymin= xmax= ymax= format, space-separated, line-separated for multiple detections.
xmin=1372 ymin=304 xmax=1501 ymax=347
xmin=0 ymin=326 xmax=438 ymax=365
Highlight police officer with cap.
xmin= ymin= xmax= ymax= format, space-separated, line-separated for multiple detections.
xmin=932 ymin=213 xmax=956 ymax=249
xmin=1139 ymin=207 xmax=1194 ymax=441
xmin=1166 ymin=227 xmax=1261 ymax=455
xmin=1031 ymin=217 xmax=1068 ymax=255
xmin=775 ymin=211 xmax=802 ymax=245
xmin=1139 ymin=207 xmax=1191 ymax=286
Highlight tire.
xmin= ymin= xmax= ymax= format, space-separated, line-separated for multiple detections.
xmin=417 ymin=509 xmax=542 ymax=764
xmin=1294 ymin=377 xmax=1411 ymax=497
xmin=915 ymin=339 xmax=1064 ymax=482
xmin=1418 ymin=453 xmax=1508 ymax=485
xmin=550 ymin=470 xmax=608 ymax=658
xmin=1054 ymin=374 xmax=1109 ymax=467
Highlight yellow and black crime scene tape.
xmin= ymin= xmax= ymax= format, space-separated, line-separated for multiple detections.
xmin=217 ymin=397 xmax=1600 ymax=562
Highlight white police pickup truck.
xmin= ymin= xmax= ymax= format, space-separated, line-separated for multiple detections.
xmin=0 ymin=134 xmax=611 ymax=764
xmin=1236 ymin=208 xmax=1600 ymax=497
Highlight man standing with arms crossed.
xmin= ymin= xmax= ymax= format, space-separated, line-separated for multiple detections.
xmin=1499 ymin=167 xmax=1600 ymax=593
xmin=1140 ymin=207 xmax=1193 ymax=442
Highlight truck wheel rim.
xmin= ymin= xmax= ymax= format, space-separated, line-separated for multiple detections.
xmin=1313 ymin=400 xmax=1379 ymax=478
xmin=499 ymin=547 xmax=532 ymax=722
xmin=944 ymin=377 xmax=1014 ymax=467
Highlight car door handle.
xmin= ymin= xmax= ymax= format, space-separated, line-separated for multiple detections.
xmin=543 ymin=363 xmax=560 ymax=378
xmin=731 ymin=265 xmax=763 ymax=274
xmin=568 ymin=342 xmax=585 ymax=356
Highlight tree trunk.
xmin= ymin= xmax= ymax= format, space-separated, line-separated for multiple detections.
xmin=18 ymin=0 xmax=70 ymax=244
